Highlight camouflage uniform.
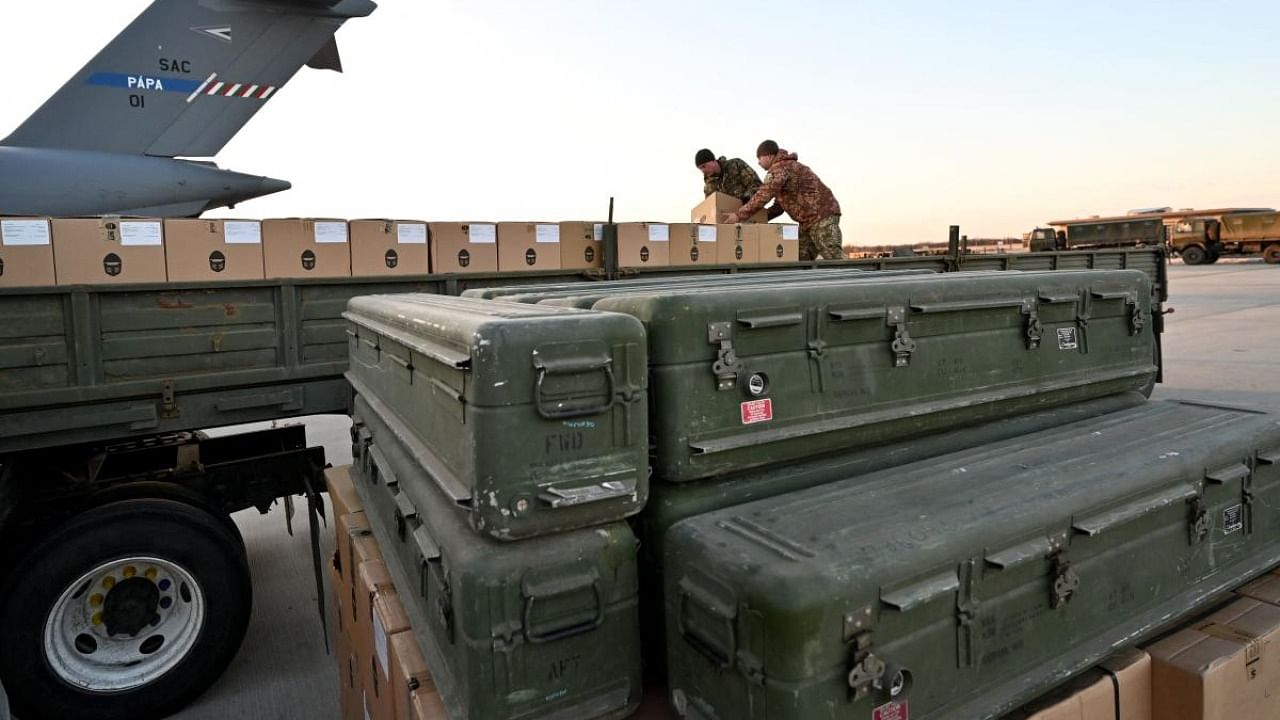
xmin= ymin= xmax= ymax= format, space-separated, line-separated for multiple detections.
xmin=703 ymin=156 xmax=764 ymax=204
xmin=736 ymin=149 xmax=844 ymax=260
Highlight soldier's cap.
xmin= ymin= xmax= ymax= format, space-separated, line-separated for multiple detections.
xmin=757 ymin=139 xmax=779 ymax=157
xmin=695 ymin=149 xmax=715 ymax=166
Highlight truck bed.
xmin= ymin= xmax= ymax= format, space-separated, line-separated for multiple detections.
xmin=0 ymin=247 xmax=1166 ymax=454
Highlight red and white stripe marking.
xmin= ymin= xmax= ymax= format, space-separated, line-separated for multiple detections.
xmin=186 ymin=73 xmax=277 ymax=103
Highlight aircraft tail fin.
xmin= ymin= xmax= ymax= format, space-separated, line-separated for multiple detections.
xmin=1 ymin=0 xmax=376 ymax=158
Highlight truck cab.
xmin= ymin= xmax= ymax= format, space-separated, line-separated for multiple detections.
xmin=1169 ymin=217 xmax=1221 ymax=265
xmin=1027 ymin=227 xmax=1064 ymax=252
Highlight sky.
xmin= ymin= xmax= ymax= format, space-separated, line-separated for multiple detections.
xmin=2 ymin=1 xmax=1278 ymax=245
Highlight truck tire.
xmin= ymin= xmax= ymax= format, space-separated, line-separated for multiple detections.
xmin=0 ymin=499 xmax=251 ymax=720
xmin=1264 ymin=244 xmax=1280 ymax=264
xmin=1179 ymin=244 xmax=1208 ymax=265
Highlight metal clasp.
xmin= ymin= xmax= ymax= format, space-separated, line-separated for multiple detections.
xmin=887 ymin=307 xmax=915 ymax=368
xmin=709 ymin=322 xmax=741 ymax=391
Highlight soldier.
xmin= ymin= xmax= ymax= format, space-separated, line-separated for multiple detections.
xmin=695 ymin=148 xmax=773 ymax=208
xmin=725 ymin=140 xmax=845 ymax=261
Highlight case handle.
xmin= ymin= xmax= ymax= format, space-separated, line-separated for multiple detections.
xmin=522 ymin=572 xmax=604 ymax=644
xmin=533 ymin=355 xmax=617 ymax=419
xmin=677 ymin=579 xmax=737 ymax=669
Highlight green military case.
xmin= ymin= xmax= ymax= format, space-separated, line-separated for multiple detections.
xmin=459 ymin=269 xmax=890 ymax=300
xmin=635 ymin=392 xmax=1150 ymax=672
xmin=591 ymin=269 xmax=1156 ymax=483
xmin=664 ymin=399 xmax=1280 ymax=719
xmin=350 ymin=393 xmax=642 ymax=720
xmin=527 ymin=270 xmax=937 ymax=309
xmin=344 ymin=294 xmax=648 ymax=540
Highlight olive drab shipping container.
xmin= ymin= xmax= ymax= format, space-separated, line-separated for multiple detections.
xmin=591 ymin=269 xmax=1157 ymax=483
xmin=664 ymin=400 xmax=1280 ymax=720
xmin=347 ymin=399 xmax=643 ymax=720
xmin=343 ymin=294 xmax=648 ymax=539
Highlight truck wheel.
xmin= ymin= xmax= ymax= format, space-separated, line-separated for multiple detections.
xmin=1264 ymin=245 xmax=1280 ymax=264
xmin=1179 ymin=245 xmax=1207 ymax=265
xmin=0 ymin=499 xmax=251 ymax=720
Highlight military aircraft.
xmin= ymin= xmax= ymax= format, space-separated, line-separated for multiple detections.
xmin=0 ymin=0 xmax=376 ymax=217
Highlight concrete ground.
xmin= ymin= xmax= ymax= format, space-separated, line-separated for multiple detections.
xmin=171 ymin=259 xmax=1279 ymax=719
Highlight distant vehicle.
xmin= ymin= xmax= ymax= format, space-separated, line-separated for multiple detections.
xmin=1028 ymin=217 xmax=1165 ymax=252
xmin=1169 ymin=211 xmax=1280 ymax=265
xmin=0 ymin=0 xmax=375 ymax=217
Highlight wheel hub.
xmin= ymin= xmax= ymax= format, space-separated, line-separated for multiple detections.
xmin=102 ymin=577 xmax=160 ymax=637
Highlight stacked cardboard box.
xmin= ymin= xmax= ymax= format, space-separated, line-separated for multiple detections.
xmin=164 ymin=218 xmax=266 ymax=282
xmin=616 ymin=222 xmax=671 ymax=268
xmin=349 ymin=220 xmax=430 ymax=277
xmin=558 ymin=221 xmax=604 ymax=270
xmin=52 ymin=217 xmax=167 ymax=284
xmin=325 ymin=467 xmax=443 ymax=720
xmin=262 ymin=218 xmax=352 ymax=279
xmin=429 ymin=222 xmax=497 ymax=274
xmin=0 ymin=217 xmax=56 ymax=287
xmin=1146 ymin=588 xmax=1280 ymax=720
xmin=497 ymin=222 xmax=562 ymax=271
xmin=751 ymin=223 xmax=801 ymax=263
xmin=690 ymin=192 xmax=767 ymax=225
xmin=666 ymin=223 xmax=718 ymax=267
xmin=1006 ymin=649 xmax=1151 ymax=720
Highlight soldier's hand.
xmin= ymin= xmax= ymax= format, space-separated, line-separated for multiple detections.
xmin=722 ymin=212 xmax=739 ymax=224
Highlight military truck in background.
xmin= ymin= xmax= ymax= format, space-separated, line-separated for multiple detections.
xmin=0 ymin=239 xmax=1169 ymax=720
xmin=1027 ymin=216 xmax=1166 ymax=253
xmin=1170 ymin=211 xmax=1280 ymax=265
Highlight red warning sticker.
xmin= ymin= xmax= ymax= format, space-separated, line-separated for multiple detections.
xmin=740 ymin=398 xmax=773 ymax=425
xmin=873 ymin=700 xmax=908 ymax=720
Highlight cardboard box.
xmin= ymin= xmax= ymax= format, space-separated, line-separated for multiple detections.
xmin=616 ymin=222 xmax=670 ymax=268
xmin=0 ymin=217 xmax=57 ymax=287
xmin=262 ymin=218 xmax=351 ymax=279
xmin=325 ymin=466 xmax=363 ymax=527
xmin=497 ymin=222 xmax=562 ymax=272
xmin=52 ymin=217 xmax=167 ymax=285
xmin=667 ymin=223 xmax=719 ymax=267
xmin=332 ymin=570 xmax=362 ymax=720
xmin=752 ymin=224 xmax=801 ymax=263
xmin=428 ymin=222 xmax=498 ymax=274
xmin=388 ymin=631 xmax=435 ymax=720
xmin=691 ymin=191 xmax=767 ymax=225
xmin=1237 ymin=571 xmax=1280 ymax=606
xmin=349 ymin=220 xmax=430 ymax=277
xmin=1147 ymin=598 xmax=1280 ymax=720
xmin=362 ymin=592 xmax=412 ymax=720
xmin=411 ymin=685 xmax=447 ymax=720
xmin=715 ymin=224 xmax=759 ymax=264
xmin=1009 ymin=649 xmax=1150 ymax=720
xmin=337 ymin=511 xmax=383 ymax=603
xmin=559 ymin=221 xmax=604 ymax=270
xmin=163 ymin=218 xmax=265 ymax=282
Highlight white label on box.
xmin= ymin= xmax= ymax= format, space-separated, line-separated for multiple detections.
xmin=1 ymin=219 xmax=51 ymax=246
xmin=782 ymin=225 xmax=800 ymax=241
xmin=648 ymin=224 xmax=669 ymax=242
xmin=373 ymin=609 xmax=389 ymax=678
xmin=120 ymin=221 xmax=163 ymax=246
xmin=314 ymin=221 xmax=348 ymax=244
xmin=592 ymin=223 xmax=604 ymax=242
xmin=223 ymin=221 xmax=262 ymax=245
xmin=396 ymin=223 xmax=427 ymax=245
xmin=468 ymin=224 xmax=496 ymax=244
xmin=535 ymin=224 xmax=561 ymax=243
xmin=697 ymin=225 xmax=717 ymax=243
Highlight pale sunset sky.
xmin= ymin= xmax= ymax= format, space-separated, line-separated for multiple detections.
xmin=2 ymin=1 xmax=1276 ymax=244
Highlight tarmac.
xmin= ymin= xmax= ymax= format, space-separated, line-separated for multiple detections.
xmin=171 ymin=258 xmax=1280 ymax=719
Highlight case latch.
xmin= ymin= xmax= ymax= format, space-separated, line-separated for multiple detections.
xmin=1024 ymin=304 xmax=1044 ymax=349
xmin=708 ymin=322 xmax=741 ymax=391
xmin=1188 ymin=496 xmax=1212 ymax=544
xmin=887 ymin=307 xmax=915 ymax=368
xmin=1050 ymin=555 xmax=1080 ymax=610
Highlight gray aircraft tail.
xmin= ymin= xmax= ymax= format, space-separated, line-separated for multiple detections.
xmin=2 ymin=0 xmax=376 ymax=158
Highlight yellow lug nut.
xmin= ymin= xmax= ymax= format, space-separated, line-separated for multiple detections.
xmin=102 ymin=576 xmax=116 ymax=590
xmin=91 ymin=612 xmax=103 ymax=627
xmin=145 ymin=567 xmax=158 ymax=581
xmin=122 ymin=566 xmax=136 ymax=579
xmin=89 ymin=594 xmax=104 ymax=608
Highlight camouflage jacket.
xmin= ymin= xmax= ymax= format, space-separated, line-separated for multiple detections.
xmin=702 ymin=156 xmax=763 ymax=203
xmin=737 ymin=150 xmax=841 ymax=231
